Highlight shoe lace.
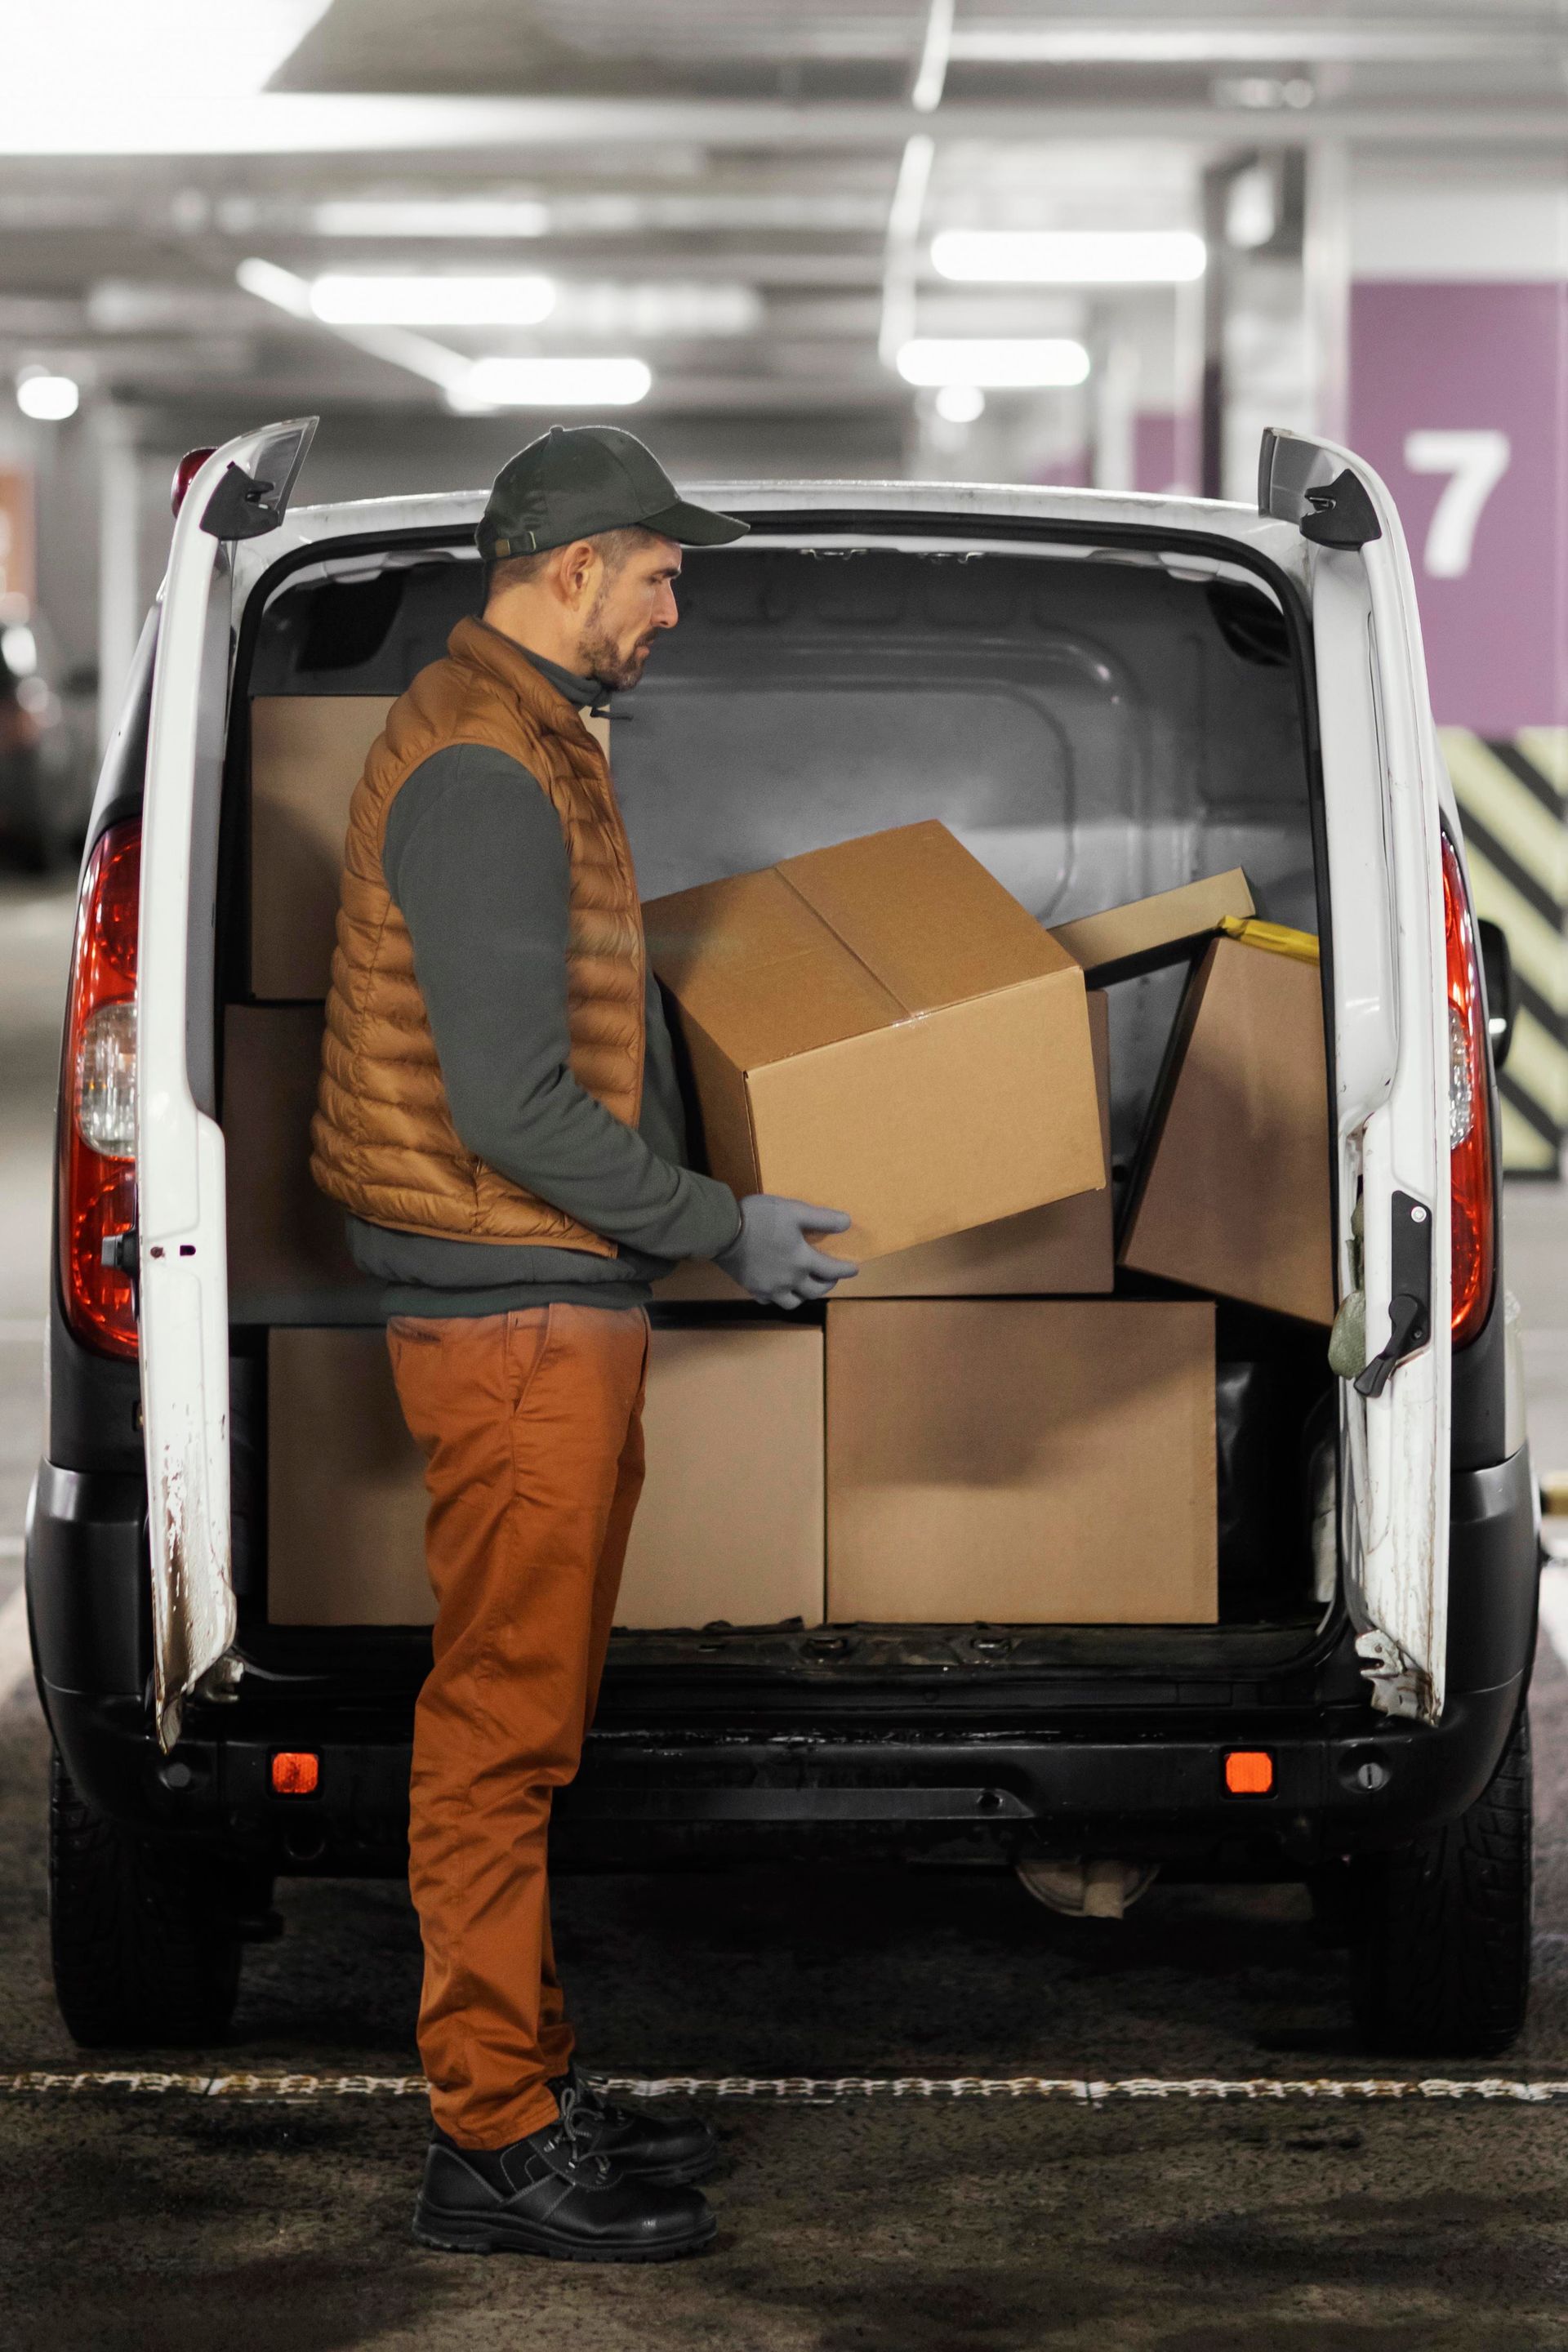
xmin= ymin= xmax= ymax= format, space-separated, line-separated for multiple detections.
xmin=555 ymin=2078 xmax=615 ymax=2183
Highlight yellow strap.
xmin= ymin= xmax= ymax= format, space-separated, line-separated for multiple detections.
xmin=1217 ymin=915 xmax=1321 ymax=966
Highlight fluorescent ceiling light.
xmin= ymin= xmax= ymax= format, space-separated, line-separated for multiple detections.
xmin=946 ymin=23 xmax=1501 ymax=65
xmin=309 ymin=274 xmax=556 ymax=327
xmin=238 ymin=257 xmax=472 ymax=394
xmin=16 ymin=370 xmax=80 ymax=421
xmin=3 ymin=0 xmax=328 ymax=112
xmin=932 ymin=230 xmax=1205 ymax=285
xmin=934 ymin=383 xmax=985 ymax=424
xmin=1 ymin=622 xmax=38 ymax=674
xmin=897 ymin=339 xmax=1089 ymax=390
xmin=237 ymin=256 xmax=314 ymax=319
xmin=451 ymin=357 xmax=653 ymax=412
xmin=1226 ymin=167 xmax=1279 ymax=252
xmin=308 ymin=198 xmax=550 ymax=239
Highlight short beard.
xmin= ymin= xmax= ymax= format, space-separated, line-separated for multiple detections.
xmin=577 ymin=581 xmax=656 ymax=692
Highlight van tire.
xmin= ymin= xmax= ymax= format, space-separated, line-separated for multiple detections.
xmin=1348 ymin=1707 xmax=1532 ymax=2059
xmin=47 ymin=1748 xmax=243 ymax=2047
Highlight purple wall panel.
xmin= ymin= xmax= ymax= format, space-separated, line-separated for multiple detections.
xmin=1029 ymin=446 xmax=1092 ymax=488
xmin=1134 ymin=413 xmax=1179 ymax=494
xmin=1348 ymin=281 xmax=1567 ymax=732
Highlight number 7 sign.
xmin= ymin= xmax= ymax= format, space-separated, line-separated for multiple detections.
xmin=1402 ymin=430 xmax=1512 ymax=578
xmin=1350 ymin=279 xmax=1564 ymax=733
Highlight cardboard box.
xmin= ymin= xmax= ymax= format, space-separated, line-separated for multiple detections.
xmin=267 ymin=1322 xmax=825 ymax=1629
xmin=616 ymin=1324 xmax=824 ymax=1628
xmin=251 ymin=696 xmax=393 ymax=999
xmin=826 ymin=1298 xmax=1216 ymax=1624
xmin=654 ymin=991 xmax=1113 ymax=1301
xmin=224 ymin=1004 xmax=369 ymax=1314
xmin=1118 ymin=933 xmax=1334 ymax=1326
xmin=248 ymin=694 xmax=612 ymax=1003
xmin=1049 ymin=868 xmax=1255 ymax=985
xmin=267 ymin=1326 xmax=432 ymax=1625
xmin=645 ymin=821 xmax=1104 ymax=1262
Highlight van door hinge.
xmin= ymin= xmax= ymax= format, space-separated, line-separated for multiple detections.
xmin=1352 ymin=1191 xmax=1432 ymax=1399
xmin=1299 ymin=468 xmax=1383 ymax=550
xmin=1356 ymin=1628 xmax=1432 ymax=1722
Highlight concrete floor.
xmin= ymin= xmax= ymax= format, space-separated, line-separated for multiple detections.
xmin=4 ymin=867 xmax=1568 ymax=2350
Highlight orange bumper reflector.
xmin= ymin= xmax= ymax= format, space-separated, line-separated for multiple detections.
xmin=1224 ymin=1750 xmax=1274 ymax=1796
xmin=271 ymin=1751 xmax=320 ymax=1797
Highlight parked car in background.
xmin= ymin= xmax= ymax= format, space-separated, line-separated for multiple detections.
xmin=0 ymin=595 xmax=96 ymax=871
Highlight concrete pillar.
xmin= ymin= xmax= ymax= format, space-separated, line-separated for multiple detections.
xmin=95 ymin=406 xmax=142 ymax=755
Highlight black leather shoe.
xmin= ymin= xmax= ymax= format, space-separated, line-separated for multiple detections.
xmin=413 ymin=2112 xmax=715 ymax=2262
xmin=549 ymin=2065 xmax=722 ymax=2186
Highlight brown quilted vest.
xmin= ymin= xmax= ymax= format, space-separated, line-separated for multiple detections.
xmin=310 ymin=616 xmax=644 ymax=1254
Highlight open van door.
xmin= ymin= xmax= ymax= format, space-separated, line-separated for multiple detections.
xmin=138 ymin=417 xmax=315 ymax=1748
xmin=1260 ymin=429 xmax=1451 ymax=1724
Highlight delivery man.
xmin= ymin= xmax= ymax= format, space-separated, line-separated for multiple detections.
xmin=311 ymin=425 xmax=856 ymax=2261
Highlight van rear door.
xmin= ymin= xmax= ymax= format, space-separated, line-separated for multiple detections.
xmin=1260 ymin=428 xmax=1451 ymax=1724
xmin=138 ymin=418 xmax=315 ymax=1747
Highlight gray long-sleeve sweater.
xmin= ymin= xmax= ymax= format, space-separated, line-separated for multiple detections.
xmin=345 ymin=649 xmax=741 ymax=1316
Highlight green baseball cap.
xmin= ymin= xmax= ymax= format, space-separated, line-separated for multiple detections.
xmin=477 ymin=425 xmax=747 ymax=560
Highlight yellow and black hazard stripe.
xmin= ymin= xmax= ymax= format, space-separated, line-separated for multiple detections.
xmin=1441 ymin=728 xmax=1568 ymax=1175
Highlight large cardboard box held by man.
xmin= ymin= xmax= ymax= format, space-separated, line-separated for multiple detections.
xmin=644 ymin=821 xmax=1104 ymax=1262
xmin=826 ymin=1298 xmax=1217 ymax=1625
xmin=654 ymin=990 xmax=1113 ymax=1301
xmin=1118 ymin=932 xmax=1334 ymax=1326
xmin=268 ymin=1323 xmax=826 ymax=1630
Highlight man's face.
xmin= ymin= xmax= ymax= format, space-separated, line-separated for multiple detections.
xmin=577 ymin=533 xmax=682 ymax=689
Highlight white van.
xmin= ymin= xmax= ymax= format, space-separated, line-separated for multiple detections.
xmin=28 ymin=417 xmax=1539 ymax=2057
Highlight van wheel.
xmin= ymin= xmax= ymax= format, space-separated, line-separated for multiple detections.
xmin=48 ymin=1748 xmax=243 ymax=2047
xmin=1348 ymin=1707 xmax=1532 ymax=2059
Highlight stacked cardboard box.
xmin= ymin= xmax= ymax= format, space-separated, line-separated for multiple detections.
xmin=268 ymin=1322 xmax=826 ymax=1630
xmin=1049 ymin=866 xmax=1332 ymax=1326
xmin=825 ymin=1298 xmax=1218 ymax=1625
xmin=1116 ymin=929 xmax=1333 ymax=1327
xmin=252 ymin=822 xmax=1325 ymax=1634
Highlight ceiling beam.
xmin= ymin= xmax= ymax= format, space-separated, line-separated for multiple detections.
xmin=1 ymin=94 xmax=1566 ymax=158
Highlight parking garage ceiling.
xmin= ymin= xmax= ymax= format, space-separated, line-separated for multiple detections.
xmin=0 ymin=2 xmax=1563 ymax=427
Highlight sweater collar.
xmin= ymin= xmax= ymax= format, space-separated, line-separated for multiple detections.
xmin=519 ymin=644 xmax=607 ymax=714
xmin=447 ymin=616 xmax=605 ymax=734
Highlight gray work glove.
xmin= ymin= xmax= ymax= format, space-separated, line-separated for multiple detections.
xmin=715 ymin=1195 xmax=858 ymax=1309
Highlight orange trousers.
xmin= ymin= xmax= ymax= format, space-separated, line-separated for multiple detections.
xmin=387 ymin=1303 xmax=648 ymax=2149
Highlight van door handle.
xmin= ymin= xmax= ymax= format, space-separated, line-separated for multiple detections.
xmin=1353 ymin=1291 xmax=1427 ymax=1397
xmin=1349 ymin=1190 xmax=1432 ymax=1400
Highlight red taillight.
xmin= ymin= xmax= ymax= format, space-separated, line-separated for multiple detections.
xmin=60 ymin=822 xmax=140 ymax=1358
xmin=171 ymin=447 xmax=216 ymax=517
xmin=1443 ymin=835 xmax=1495 ymax=1348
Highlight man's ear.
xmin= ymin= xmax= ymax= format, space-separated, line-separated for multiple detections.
xmin=554 ymin=539 xmax=602 ymax=609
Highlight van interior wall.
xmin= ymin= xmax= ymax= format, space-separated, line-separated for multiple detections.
xmin=246 ymin=541 xmax=1317 ymax=1180
xmin=231 ymin=536 xmax=1329 ymax=1645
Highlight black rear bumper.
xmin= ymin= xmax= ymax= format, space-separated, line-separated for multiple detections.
xmin=26 ymin=1446 xmax=1540 ymax=1874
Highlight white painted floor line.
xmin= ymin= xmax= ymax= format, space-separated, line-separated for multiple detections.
xmin=0 ymin=1584 xmax=30 ymax=1705
xmin=3 ymin=2070 xmax=1568 ymax=2105
xmin=1538 ymin=1563 xmax=1568 ymax=1668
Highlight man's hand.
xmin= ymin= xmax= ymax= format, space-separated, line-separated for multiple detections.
xmin=715 ymin=1196 xmax=859 ymax=1309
